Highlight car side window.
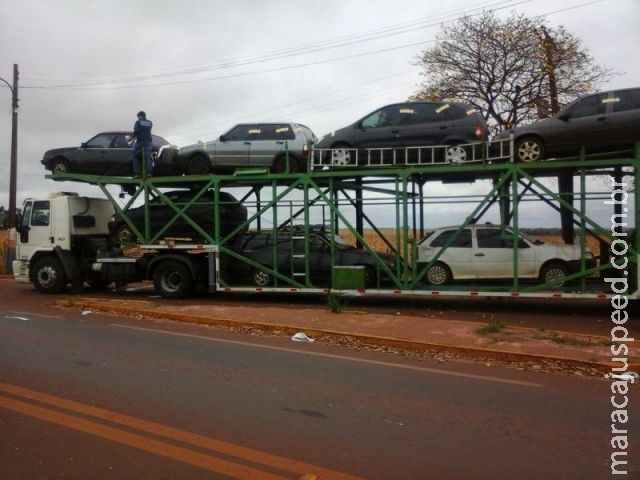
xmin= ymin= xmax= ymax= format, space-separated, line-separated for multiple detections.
xmin=225 ymin=125 xmax=255 ymax=141
xmin=85 ymin=133 xmax=114 ymax=148
xmin=431 ymin=229 xmax=472 ymax=248
xmin=611 ymin=89 xmax=640 ymax=113
xmin=477 ymin=229 xmax=506 ymax=248
xmin=565 ymin=94 xmax=606 ymax=118
xmin=361 ymin=106 xmax=406 ymax=128
xmin=112 ymin=134 xmax=130 ymax=148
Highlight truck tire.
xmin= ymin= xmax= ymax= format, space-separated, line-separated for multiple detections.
xmin=32 ymin=257 xmax=67 ymax=293
xmin=153 ymin=260 xmax=194 ymax=299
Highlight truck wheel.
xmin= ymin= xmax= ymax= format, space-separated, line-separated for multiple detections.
xmin=32 ymin=257 xmax=67 ymax=293
xmin=153 ymin=260 xmax=194 ymax=298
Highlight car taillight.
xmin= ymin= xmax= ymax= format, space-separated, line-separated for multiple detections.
xmin=475 ymin=124 xmax=486 ymax=140
xmin=302 ymin=144 xmax=309 ymax=157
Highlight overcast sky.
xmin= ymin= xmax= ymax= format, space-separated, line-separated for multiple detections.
xmin=0 ymin=0 xmax=638 ymax=227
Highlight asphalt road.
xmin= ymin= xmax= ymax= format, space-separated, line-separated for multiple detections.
xmin=1 ymin=280 xmax=638 ymax=479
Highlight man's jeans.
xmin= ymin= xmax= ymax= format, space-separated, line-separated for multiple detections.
xmin=132 ymin=143 xmax=153 ymax=176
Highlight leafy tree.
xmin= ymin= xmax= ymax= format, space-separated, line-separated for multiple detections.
xmin=411 ymin=11 xmax=613 ymax=133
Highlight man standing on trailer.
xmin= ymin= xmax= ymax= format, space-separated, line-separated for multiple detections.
xmin=130 ymin=110 xmax=153 ymax=178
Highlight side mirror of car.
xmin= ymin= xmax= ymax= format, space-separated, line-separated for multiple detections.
xmin=557 ymin=112 xmax=570 ymax=122
xmin=80 ymin=142 xmax=88 ymax=148
xmin=219 ymin=134 xmax=227 ymax=142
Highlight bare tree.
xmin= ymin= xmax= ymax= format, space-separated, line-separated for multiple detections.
xmin=411 ymin=11 xmax=613 ymax=133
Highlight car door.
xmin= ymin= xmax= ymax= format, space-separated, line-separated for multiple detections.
xmin=352 ymin=105 xmax=412 ymax=149
xmin=472 ymin=227 xmax=536 ymax=278
xmin=427 ymin=228 xmax=473 ymax=279
xmin=607 ymin=88 xmax=640 ymax=151
xmin=547 ymin=92 xmax=610 ymax=156
xmin=106 ymin=133 xmax=134 ymax=175
xmin=212 ymin=125 xmax=252 ymax=167
xmin=247 ymin=124 xmax=288 ymax=167
xmin=398 ymin=103 xmax=452 ymax=146
xmin=73 ymin=133 xmax=115 ymax=173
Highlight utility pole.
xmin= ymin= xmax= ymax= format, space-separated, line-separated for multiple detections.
xmin=539 ymin=27 xmax=559 ymax=115
xmin=0 ymin=64 xmax=18 ymax=229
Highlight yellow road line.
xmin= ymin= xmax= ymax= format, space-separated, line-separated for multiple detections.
xmin=0 ymin=383 xmax=364 ymax=480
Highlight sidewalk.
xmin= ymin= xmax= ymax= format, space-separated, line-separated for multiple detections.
xmin=57 ymin=295 xmax=635 ymax=374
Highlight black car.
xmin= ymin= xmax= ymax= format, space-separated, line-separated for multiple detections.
xmin=315 ymin=101 xmax=488 ymax=166
xmin=109 ymin=189 xmax=248 ymax=244
xmin=226 ymin=227 xmax=397 ymax=288
xmin=495 ymin=87 xmax=640 ymax=162
xmin=41 ymin=131 xmax=180 ymax=176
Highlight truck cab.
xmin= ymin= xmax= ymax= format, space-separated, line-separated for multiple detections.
xmin=13 ymin=192 xmax=115 ymax=290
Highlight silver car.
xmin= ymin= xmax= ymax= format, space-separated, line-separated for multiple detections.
xmin=178 ymin=123 xmax=317 ymax=174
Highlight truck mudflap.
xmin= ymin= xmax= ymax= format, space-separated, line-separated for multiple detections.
xmin=54 ymin=245 xmax=83 ymax=290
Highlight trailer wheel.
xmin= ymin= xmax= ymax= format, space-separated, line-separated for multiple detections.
xmin=153 ymin=260 xmax=194 ymax=298
xmin=32 ymin=257 xmax=67 ymax=293
xmin=425 ymin=262 xmax=452 ymax=286
xmin=251 ymin=268 xmax=272 ymax=287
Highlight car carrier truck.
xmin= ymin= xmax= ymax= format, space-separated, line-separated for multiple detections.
xmin=12 ymin=192 xmax=217 ymax=298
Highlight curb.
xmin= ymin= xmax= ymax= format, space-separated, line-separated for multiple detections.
xmin=59 ymin=298 xmax=629 ymax=374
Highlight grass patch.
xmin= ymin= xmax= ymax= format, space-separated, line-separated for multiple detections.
xmin=476 ymin=321 xmax=506 ymax=334
xmin=534 ymin=331 xmax=607 ymax=347
xmin=327 ymin=294 xmax=344 ymax=313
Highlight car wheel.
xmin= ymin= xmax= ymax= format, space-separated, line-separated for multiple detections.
xmin=445 ymin=145 xmax=470 ymax=164
xmin=362 ymin=266 xmax=376 ymax=288
xmin=272 ymin=155 xmax=298 ymax=174
xmin=514 ymin=137 xmax=545 ymax=163
xmin=329 ymin=143 xmax=354 ymax=166
xmin=425 ymin=262 xmax=452 ymax=286
xmin=114 ymin=224 xmax=136 ymax=244
xmin=32 ymin=257 xmax=67 ymax=293
xmin=187 ymin=154 xmax=210 ymax=175
xmin=539 ymin=262 xmax=569 ymax=286
xmin=252 ymin=268 xmax=272 ymax=287
xmin=51 ymin=157 xmax=70 ymax=174
xmin=153 ymin=260 xmax=194 ymax=298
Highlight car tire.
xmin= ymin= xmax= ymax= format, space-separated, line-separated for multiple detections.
xmin=114 ymin=224 xmax=136 ymax=244
xmin=153 ymin=260 xmax=194 ymax=298
xmin=539 ymin=262 xmax=569 ymax=286
xmin=272 ymin=155 xmax=300 ymax=174
xmin=362 ymin=266 xmax=376 ymax=288
xmin=329 ymin=143 xmax=354 ymax=166
xmin=251 ymin=268 xmax=272 ymax=287
xmin=187 ymin=154 xmax=210 ymax=175
xmin=445 ymin=144 xmax=470 ymax=164
xmin=51 ymin=157 xmax=70 ymax=174
xmin=32 ymin=257 xmax=67 ymax=293
xmin=514 ymin=137 xmax=545 ymax=163
xmin=425 ymin=262 xmax=452 ymax=286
